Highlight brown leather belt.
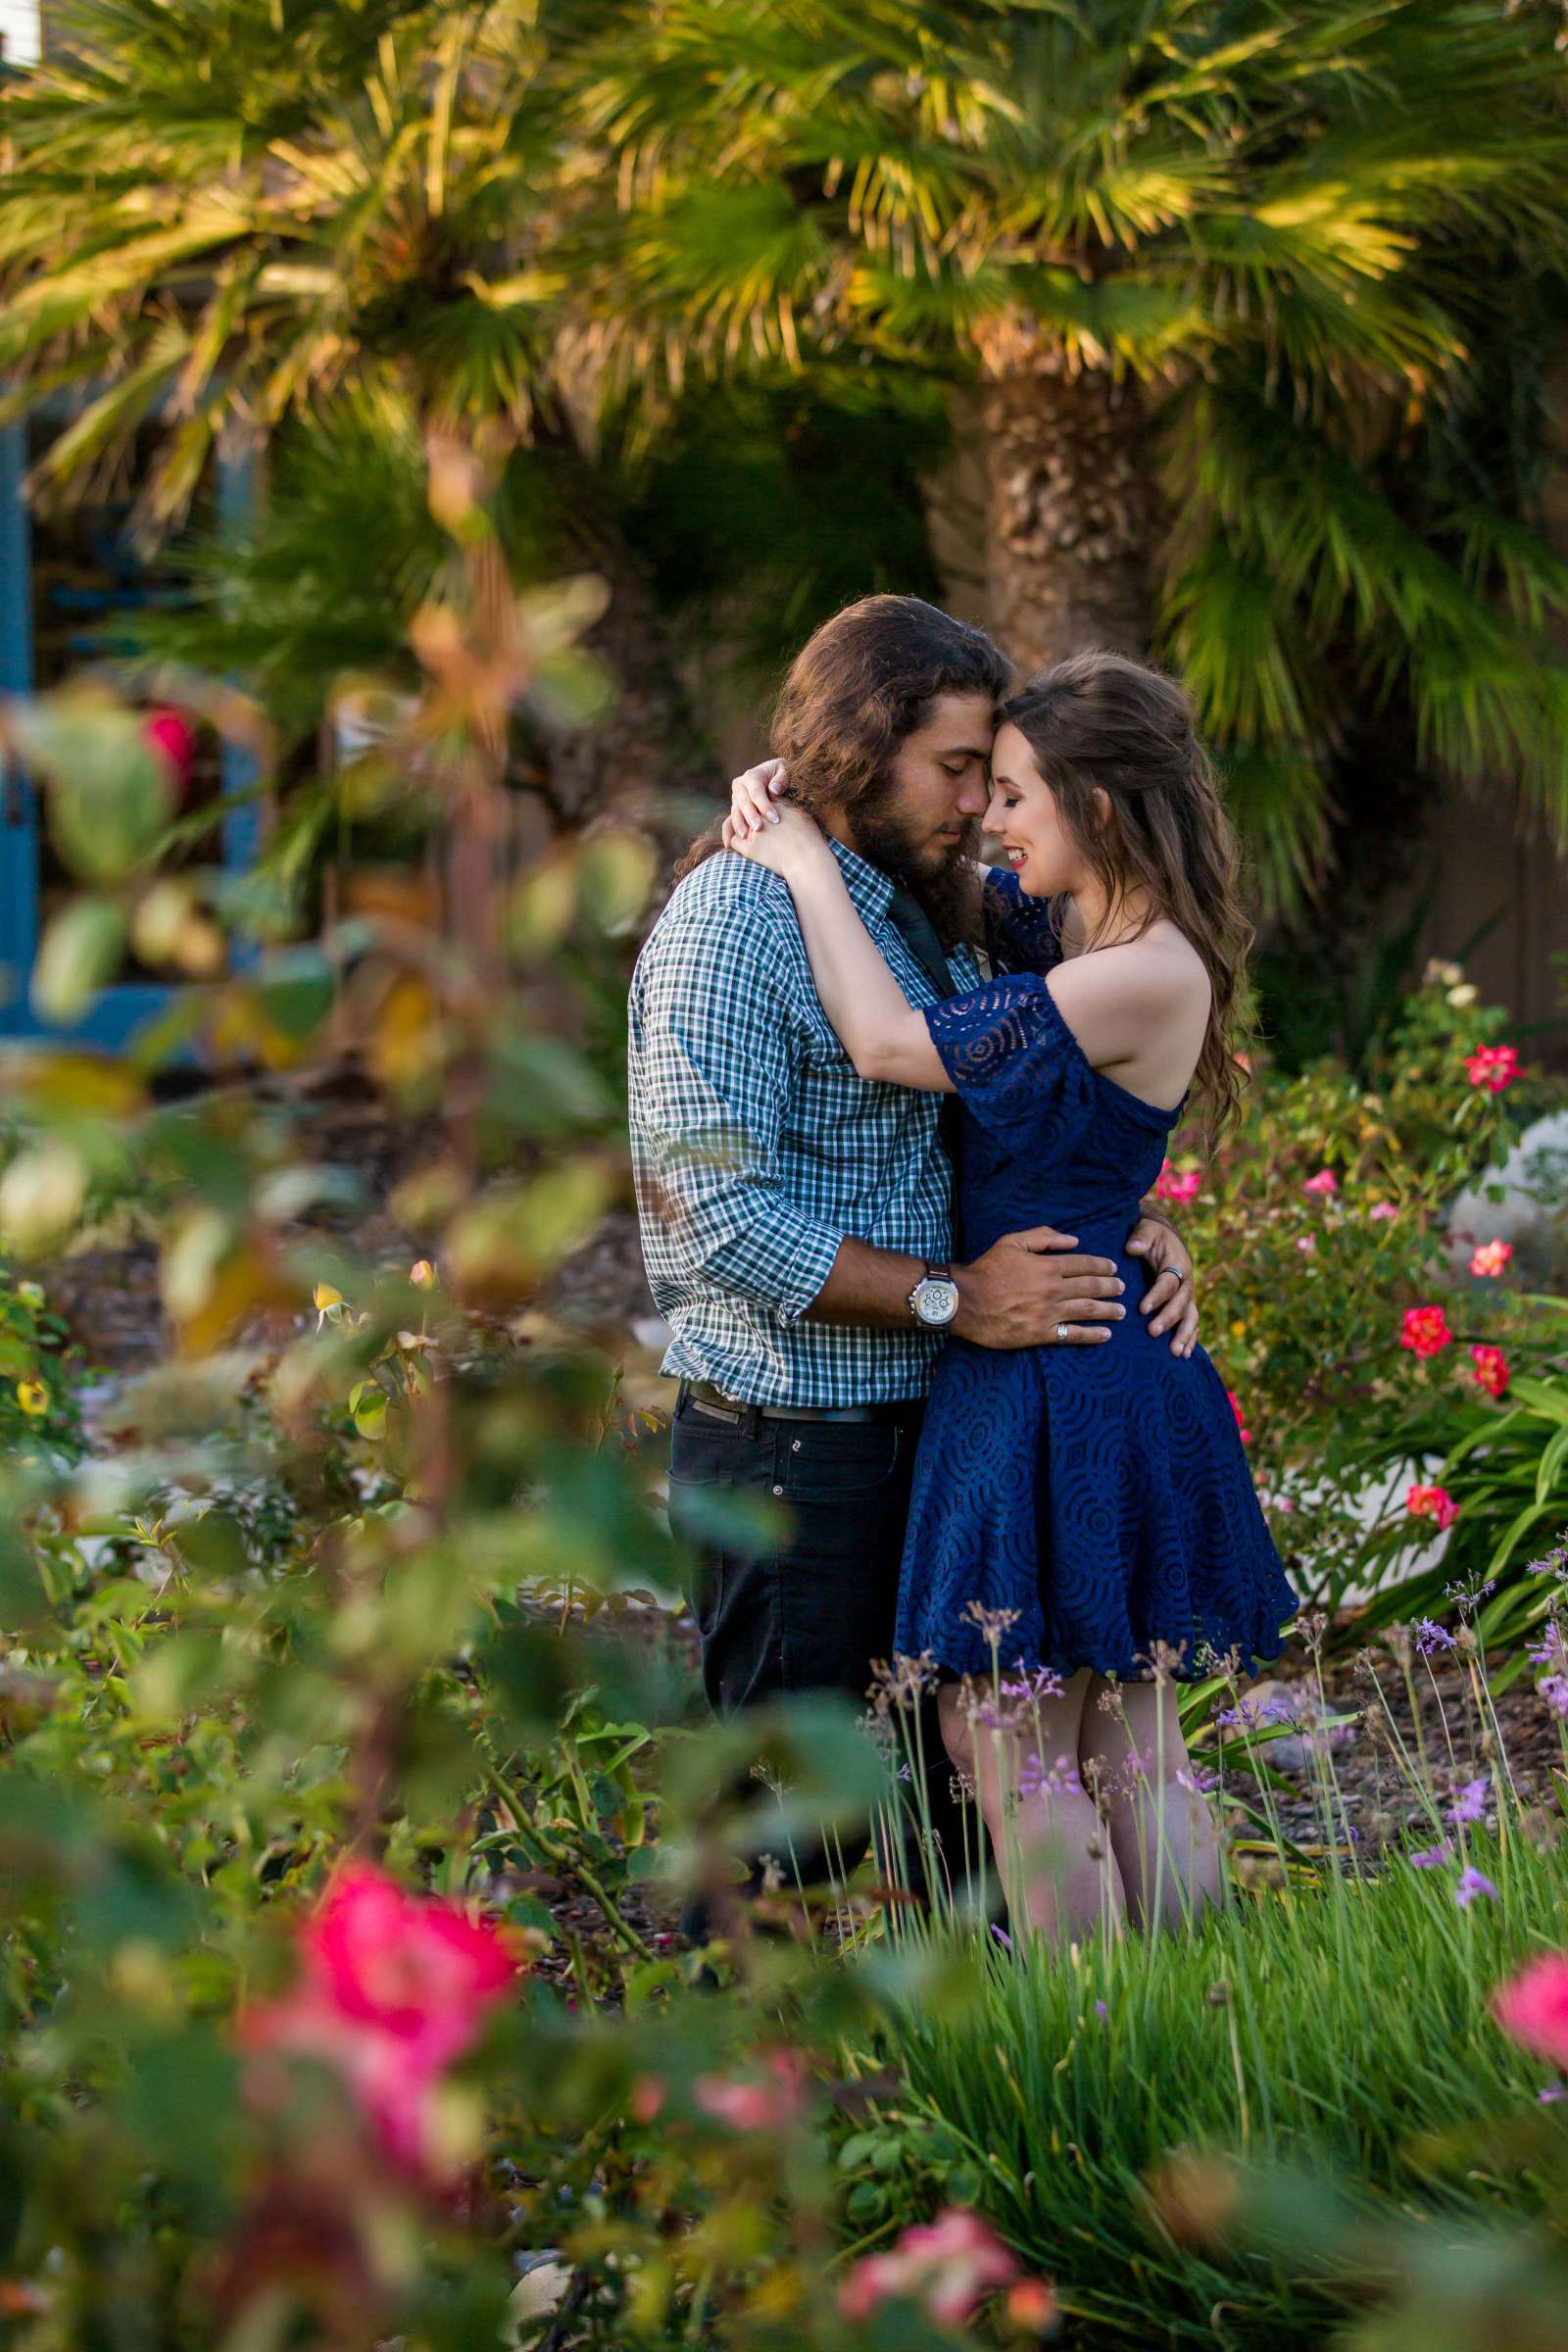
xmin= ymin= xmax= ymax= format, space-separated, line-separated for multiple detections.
xmin=681 ymin=1379 xmax=920 ymax=1427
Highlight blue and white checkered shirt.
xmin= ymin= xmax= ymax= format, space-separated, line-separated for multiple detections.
xmin=627 ymin=840 xmax=981 ymax=1407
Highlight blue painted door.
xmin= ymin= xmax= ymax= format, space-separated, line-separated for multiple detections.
xmin=0 ymin=413 xmax=259 ymax=1049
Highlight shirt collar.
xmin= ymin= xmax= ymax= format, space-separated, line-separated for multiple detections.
xmin=827 ymin=835 xmax=897 ymax=924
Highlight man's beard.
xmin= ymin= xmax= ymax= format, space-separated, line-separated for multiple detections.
xmin=852 ymin=802 xmax=984 ymax=951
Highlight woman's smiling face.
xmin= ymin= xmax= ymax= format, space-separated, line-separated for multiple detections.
xmin=984 ymin=720 xmax=1088 ymax=900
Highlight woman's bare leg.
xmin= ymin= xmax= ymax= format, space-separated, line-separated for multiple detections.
xmin=938 ymin=1671 xmax=1122 ymax=1943
xmin=1080 ymin=1675 xmax=1222 ymax=1932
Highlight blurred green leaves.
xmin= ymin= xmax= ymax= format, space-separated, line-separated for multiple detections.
xmin=11 ymin=692 xmax=173 ymax=884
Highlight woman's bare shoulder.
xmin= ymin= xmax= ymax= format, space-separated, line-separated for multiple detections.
xmin=1059 ymin=921 xmax=1208 ymax=1009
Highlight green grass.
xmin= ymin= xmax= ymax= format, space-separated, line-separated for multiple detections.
xmin=848 ymin=1831 xmax=1568 ymax=2346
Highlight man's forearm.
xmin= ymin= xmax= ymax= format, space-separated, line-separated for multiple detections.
xmin=801 ymin=1236 xmax=924 ymax=1330
xmin=802 ymin=1231 xmax=1126 ymax=1352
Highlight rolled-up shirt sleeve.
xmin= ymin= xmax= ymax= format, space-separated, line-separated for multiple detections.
xmin=630 ymin=906 xmax=844 ymax=1325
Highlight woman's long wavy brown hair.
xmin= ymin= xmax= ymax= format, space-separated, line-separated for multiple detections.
xmin=1001 ymin=652 xmax=1253 ymax=1137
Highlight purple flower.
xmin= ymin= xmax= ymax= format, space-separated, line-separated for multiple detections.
xmin=1528 ymin=1546 xmax=1568 ymax=1581
xmin=1446 ymin=1774 xmax=1491 ymax=1827
xmin=1539 ymin=1674 xmax=1568 ymax=1719
xmin=1454 ymin=1866 xmax=1497 ymax=1908
xmin=990 ymin=1923 xmax=1013 ymax=1953
xmin=1176 ymin=1762 xmax=1220 ymax=1796
xmin=1094 ymin=1999 xmax=1108 ymax=2020
xmin=1214 ymin=1699 xmax=1264 ymax=1731
xmin=1540 ymin=2083 xmax=1565 ymax=2105
xmin=1001 ymin=1664 xmax=1065 ymax=1704
xmin=1018 ymin=1751 xmax=1082 ymax=1800
xmin=1413 ymin=1618 xmax=1457 ymax=1656
xmin=1527 ymin=1624 xmax=1564 ymax=1667
xmin=1408 ymin=1842 xmax=1452 ymax=1869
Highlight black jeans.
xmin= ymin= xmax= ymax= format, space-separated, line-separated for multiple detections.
xmin=666 ymin=1387 xmax=983 ymax=1909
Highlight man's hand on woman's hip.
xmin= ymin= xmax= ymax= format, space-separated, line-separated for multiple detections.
xmin=1125 ymin=1213 xmax=1199 ymax=1356
xmin=952 ymin=1226 xmax=1126 ymax=1349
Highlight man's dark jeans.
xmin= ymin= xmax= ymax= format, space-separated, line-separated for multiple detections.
xmin=666 ymin=1385 xmax=982 ymax=1916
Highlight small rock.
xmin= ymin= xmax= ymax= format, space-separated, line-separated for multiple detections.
xmin=504 ymin=2257 xmax=573 ymax=2346
xmin=1245 ymin=1679 xmax=1353 ymax=1773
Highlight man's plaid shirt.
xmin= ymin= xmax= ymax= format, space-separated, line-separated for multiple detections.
xmin=627 ymin=839 xmax=981 ymax=1407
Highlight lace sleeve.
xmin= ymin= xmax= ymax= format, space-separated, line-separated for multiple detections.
xmin=923 ymin=972 xmax=1089 ymax=1145
xmin=981 ymin=868 xmax=1063 ymax=977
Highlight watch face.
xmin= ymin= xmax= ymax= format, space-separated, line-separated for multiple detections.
xmin=918 ymin=1279 xmax=959 ymax=1327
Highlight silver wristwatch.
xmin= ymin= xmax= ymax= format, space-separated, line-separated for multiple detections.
xmin=908 ymin=1259 xmax=959 ymax=1330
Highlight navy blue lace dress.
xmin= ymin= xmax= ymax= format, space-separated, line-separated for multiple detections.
xmin=894 ymin=874 xmax=1296 ymax=1684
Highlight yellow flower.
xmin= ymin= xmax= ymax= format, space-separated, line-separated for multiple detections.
xmin=1230 ymin=1320 xmax=1248 ymax=1341
xmin=314 ymin=1281 xmax=345 ymax=1330
xmin=409 ymin=1259 xmax=436 ymax=1290
xmin=16 ymin=1381 xmax=48 ymax=1418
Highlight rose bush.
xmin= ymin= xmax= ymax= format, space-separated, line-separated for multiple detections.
xmin=1155 ymin=961 xmax=1568 ymax=1627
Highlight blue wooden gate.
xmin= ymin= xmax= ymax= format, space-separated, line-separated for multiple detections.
xmin=0 ymin=416 xmax=261 ymax=1050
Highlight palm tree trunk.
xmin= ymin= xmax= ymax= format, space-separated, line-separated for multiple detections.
xmin=978 ymin=352 xmax=1155 ymax=672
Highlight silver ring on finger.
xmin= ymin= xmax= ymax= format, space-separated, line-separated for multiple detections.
xmin=1055 ymin=1322 xmax=1069 ymax=1344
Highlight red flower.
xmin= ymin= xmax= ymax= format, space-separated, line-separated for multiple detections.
xmin=1406 ymin=1483 xmax=1459 ymax=1532
xmin=1465 ymin=1044 xmax=1520 ymax=1093
xmin=1470 ymin=1238 xmax=1513 ymax=1279
xmin=1399 ymin=1305 xmax=1453 ymax=1359
xmin=1471 ymin=1345 xmax=1511 ymax=1398
xmin=1227 ymin=1390 xmax=1251 ymax=1446
xmin=1494 ymin=1951 xmax=1568 ymax=2069
xmin=241 ymin=1866 xmax=516 ymax=2179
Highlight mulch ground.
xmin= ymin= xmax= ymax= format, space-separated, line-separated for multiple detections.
xmin=1248 ymin=1649 xmax=1563 ymax=1860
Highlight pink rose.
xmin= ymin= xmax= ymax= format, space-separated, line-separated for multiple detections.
xmin=1465 ymin=1044 xmax=1520 ymax=1093
xmin=839 ymin=2208 xmax=1021 ymax=2329
xmin=241 ymin=1866 xmax=516 ymax=2180
xmin=1470 ymin=1239 xmax=1513 ymax=1279
xmin=1471 ymin=1345 xmax=1510 ymax=1398
xmin=1406 ymin=1483 xmax=1459 ymax=1532
xmin=694 ymin=2050 xmax=807 ymax=2132
xmin=1154 ymin=1160 xmax=1202 ymax=1204
xmin=1494 ymin=1952 xmax=1568 ymax=2069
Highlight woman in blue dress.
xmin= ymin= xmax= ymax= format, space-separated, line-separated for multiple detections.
xmin=725 ymin=651 xmax=1297 ymax=1941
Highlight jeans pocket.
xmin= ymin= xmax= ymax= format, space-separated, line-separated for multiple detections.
xmin=783 ymin=1420 xmax=903 ymax=1502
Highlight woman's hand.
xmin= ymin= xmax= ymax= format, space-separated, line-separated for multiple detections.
xmin=722 ymin=796 xmax=828 ymax=880
xmin=726 ymin=757 xmax=790 ymax=840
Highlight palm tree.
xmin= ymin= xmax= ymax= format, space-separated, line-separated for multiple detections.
xmin=576 ymin=0 xmax=1568 ymax=900
xmin=0 ymin=0 xmax=710 ymax=813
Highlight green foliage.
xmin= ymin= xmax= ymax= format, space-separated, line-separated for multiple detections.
xmin=606 ymin=369 xmax=956 ymax=687
xmin=8 ymin=2 xmax=1568 ymax=899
